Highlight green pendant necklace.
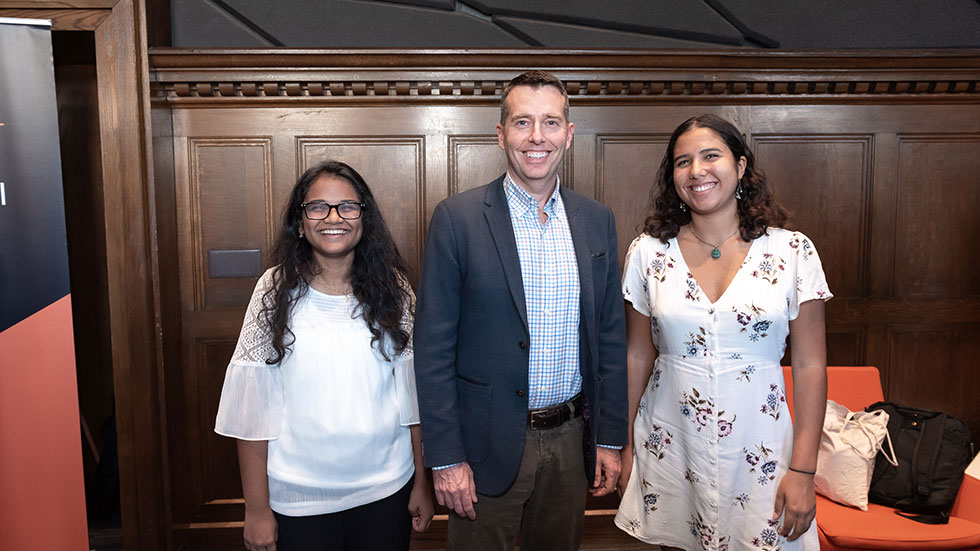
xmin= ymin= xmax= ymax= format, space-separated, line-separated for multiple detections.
xmin=690 ymin=227 xmax=739 ymax=259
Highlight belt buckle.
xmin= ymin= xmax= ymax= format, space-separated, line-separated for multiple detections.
xmin=529 ymin=404 xmax=566 ymax=430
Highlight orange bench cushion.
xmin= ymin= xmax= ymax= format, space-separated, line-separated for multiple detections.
xmin=783 ymin=365 xmax=885 ymax=417
xmin=816 ymin=494 xmax=980 ymax=550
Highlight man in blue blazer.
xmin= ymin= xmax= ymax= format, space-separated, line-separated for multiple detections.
xmin=414 ymin=71 xmax=628 ymax=550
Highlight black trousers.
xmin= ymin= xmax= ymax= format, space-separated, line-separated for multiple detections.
xmin=274 ymin=476 xmax=413 ymax=551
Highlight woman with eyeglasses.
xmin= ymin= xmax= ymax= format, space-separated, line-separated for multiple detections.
xmin=215 ymin=160 xmax=433 ymax=551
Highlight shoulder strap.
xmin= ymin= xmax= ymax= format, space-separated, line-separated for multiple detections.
xmin=911 ymin=413 xmax=946 ymax=501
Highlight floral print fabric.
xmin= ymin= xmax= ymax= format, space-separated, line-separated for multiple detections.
xmin=615 ymin=228 xmax=831 ymax=551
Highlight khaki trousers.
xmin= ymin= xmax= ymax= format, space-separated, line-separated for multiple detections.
xmin=448 ymin=415 xmax=588 ymax=551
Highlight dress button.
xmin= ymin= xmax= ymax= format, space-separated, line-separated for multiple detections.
xmin=516 ymin=389 xmax=525 ymax=397
xmin=519 ymin=341 xmax=528 ymax=350
xmin=709 ymin=307 xmax=715 ymax=314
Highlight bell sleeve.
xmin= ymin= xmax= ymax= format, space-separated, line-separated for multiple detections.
xmin=214 ymin=268 xmax=284 ymax=440
xmin=393 ymin=282 xmax=420 ymax=427
xmin=788 ymin=231 xmax=834 ymax=320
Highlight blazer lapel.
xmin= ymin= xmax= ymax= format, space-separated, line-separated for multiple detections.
xmin=563 ymin=189 xmax=596 ymax=351
xmin=484 ymin=177 xmax=529 ymax=331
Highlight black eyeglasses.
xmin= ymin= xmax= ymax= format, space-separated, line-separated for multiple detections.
xmin=300 ymin=201 xmax=365 ymax=220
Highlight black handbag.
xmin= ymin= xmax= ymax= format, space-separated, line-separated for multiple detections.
xmin=865 ymin=401 xmax=974 ymax=524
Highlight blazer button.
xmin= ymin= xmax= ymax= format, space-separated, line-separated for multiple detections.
xmin=519 ymin=341 xmax=528 ymax=350
xmin=516 ymin=389 xmax=525 ymax=397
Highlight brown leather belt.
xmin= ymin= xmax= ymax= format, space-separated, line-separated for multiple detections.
xmin=527 ymin=393 xmax=584 ymax=430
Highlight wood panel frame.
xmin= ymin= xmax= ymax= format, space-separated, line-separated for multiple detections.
xmin=0 ymin=1 xmax=163 ymax=549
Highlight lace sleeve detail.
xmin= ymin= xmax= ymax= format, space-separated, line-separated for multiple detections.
xmin=396 ymin=275 xmax=415 ymax=359
xmin=213 ymin=268 xmax=285 ymax=440
xmin=393 ymin=276 xmax=418 ymax=425
xmin=231 ymin=268 xmax=279 ymax=366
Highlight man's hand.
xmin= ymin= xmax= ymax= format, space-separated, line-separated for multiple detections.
xmin=591 ymin=447 xmax=621 ymax=497
xmin=432 ymin=462 xmax=478 ymax=520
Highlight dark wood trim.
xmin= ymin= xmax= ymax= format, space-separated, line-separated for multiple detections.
xmin=0 ymin=2 xmax=165 ymax=550
xmin=148 ymin=49 xmax=980 ymax=106
xmin=144 ymin=0 xmax=169 ymax=47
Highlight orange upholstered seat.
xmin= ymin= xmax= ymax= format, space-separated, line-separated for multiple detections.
xmin=782 ymin=366 xmax=980 ymax=551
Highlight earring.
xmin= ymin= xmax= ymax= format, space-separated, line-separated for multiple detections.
xmin=298 ymin=227 xmax=305 ymax=238
xmin=735 ymin=180 xmax=744 ymax=200
xmin=679 ymin=201 xmax=688 ymax=212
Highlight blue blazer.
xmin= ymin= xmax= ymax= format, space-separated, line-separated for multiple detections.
xmin=414 ymin=175 xmax=628 ymax=496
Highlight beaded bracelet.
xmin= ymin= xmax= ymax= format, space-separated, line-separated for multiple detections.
xmin=788 ymin=466 xmax=816 ymax=476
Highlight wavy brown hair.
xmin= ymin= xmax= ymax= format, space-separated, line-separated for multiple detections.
xmin=644 ymin=114 xmax=788 ymax=242
xmin=261 ymin=161 xmax=412 ymax=364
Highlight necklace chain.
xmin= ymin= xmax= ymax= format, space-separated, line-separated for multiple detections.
xmin=312 ymin=274 xmax=351 ymax=297
xmin=689 ymin=227 xmax=739 ymax=260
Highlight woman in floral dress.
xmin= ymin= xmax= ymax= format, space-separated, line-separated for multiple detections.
xmin=615 ymin=115 xmax=832 ymax=551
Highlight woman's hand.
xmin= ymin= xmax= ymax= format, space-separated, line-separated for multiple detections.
xmin=617 ymin=445 xmax=633 ymax=496
xmin=408 ymin=474 xmax=435 ymax=532
xmin=243 ymin=506 xmax=277 ymax=551
xmin=772 ymin=470 xmax=816 ymax=541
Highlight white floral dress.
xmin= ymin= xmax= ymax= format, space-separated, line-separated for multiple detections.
xmin=615 ymin=228 xmax=832 ymax=551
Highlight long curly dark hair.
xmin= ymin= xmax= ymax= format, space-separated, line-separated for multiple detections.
xmin=644 ymin=114 xmax=788 ymax=242
xmin=261 ymin=160 xmax=412 ymax=364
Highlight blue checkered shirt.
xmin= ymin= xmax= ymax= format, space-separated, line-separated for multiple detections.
xmin=504 ymin=174 xmax=581 ymax=409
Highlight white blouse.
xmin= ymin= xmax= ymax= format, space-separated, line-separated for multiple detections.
xmin=215 ymin=268 xmax=419 ymax=516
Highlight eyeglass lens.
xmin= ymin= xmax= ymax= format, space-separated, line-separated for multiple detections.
xmin=304 ymin=201 xmax=362 ymax=220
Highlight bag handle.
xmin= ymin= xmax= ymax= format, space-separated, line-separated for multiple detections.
xmin=839 ymin=409 xmax=898 ymax=465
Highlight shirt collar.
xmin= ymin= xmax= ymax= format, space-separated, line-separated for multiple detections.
xmin=503 ymin=172 xmax=564 ymax=218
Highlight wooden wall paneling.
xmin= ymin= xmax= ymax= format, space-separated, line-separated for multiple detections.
xmin=448 ymin=134 xmax=508 ymax=196
xmin=824 ymin=326 xmax=867 ymax=367
xmin=887 ymin=324 xmax=980 ymax=439
xmin=298 ymin=136 xmax=426 ymax=274
xmin=93 ymin=5 xmax=167 ymax=547
xmin=594 ymin=134 xmax=670 ymax=265
xmin=53 ymin=30 xmax=115 ymax=489
xmin=188 ymin=138 xmax=274 ymax=309
xmin=152 ymin=97 xmax=199 ymax=541
xmin=0 ymin=1 xmax=165 ymax=548
xmin=865 ymin=131 xmax=901 ymax=384
xmin=171 ymin=136 xmax=275 ymax=527
xmin=751 ymin=134 xmax=873 ymax=299
xmin=573 ymin=105 xmax=746 ymax=267
xmin=198 ymin=336 xmax=241 ymax=504
xmin=143 ymin=0 xmax=169 ymax=47
xmin=422 ymin=131 xmax=449 ymax=256
xmin=570 ymin=130 xmax=597 ymax=202
xmin=894 ymin=134 xmax=980 ymax=298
